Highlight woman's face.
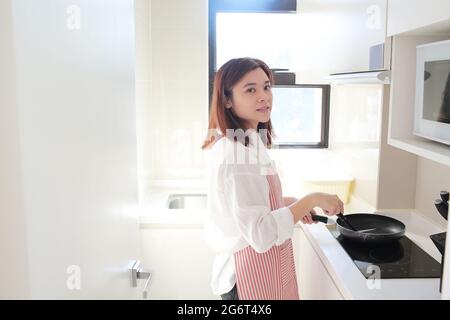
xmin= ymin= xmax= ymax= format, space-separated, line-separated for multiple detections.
xmin=227 ymin=67 xmax=273 ymax=130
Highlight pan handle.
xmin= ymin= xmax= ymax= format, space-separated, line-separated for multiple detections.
xmin=310 ymin=214 xmax=330 ymax=224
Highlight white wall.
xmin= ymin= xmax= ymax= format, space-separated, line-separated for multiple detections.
xmin=135 ymin=0 xmax=152 ymax=202
xmin=327 ymin=84 xmax=383 ymax=207
xmin=376 ymin=85 xmax=417 ymax=210
xmin=1 ymin=0 xmax=140 ymax=299
xmin=0 ymin=0 xmax=31 ymax=299
xmin=137 ymin=0 xmax=209 ymax=186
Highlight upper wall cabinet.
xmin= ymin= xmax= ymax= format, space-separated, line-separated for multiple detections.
xmin=387 ymin=0 xmax=450 ymax=36
xmin=293 ymin=0 xmax=387 ymax=83
xmin=326 ymin=0 xmax=387 ymax=74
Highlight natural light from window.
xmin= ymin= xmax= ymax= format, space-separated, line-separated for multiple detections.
xmin=271 ymin=87 xmax=323 ymax=144
xmin=216 ymin=12 xmax=299 ymax=70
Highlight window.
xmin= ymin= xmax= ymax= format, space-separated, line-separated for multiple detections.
xmin=271 ymin=85 xmax=329 ymax=148
xmin=216 ymin=12 xmax=298 ymax=70
xmin=209 ymin=0 xmax=330 ymax=148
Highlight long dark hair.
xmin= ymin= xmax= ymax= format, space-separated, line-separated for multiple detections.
xmin=201 ymin=57 xmax=276 ymax=149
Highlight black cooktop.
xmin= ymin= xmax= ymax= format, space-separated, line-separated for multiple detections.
xmin=326 ymin=224 xmax=441 ymax=279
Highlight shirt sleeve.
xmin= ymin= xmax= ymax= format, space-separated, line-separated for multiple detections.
xmin=222 ymin=166 xmax=295 ymax=254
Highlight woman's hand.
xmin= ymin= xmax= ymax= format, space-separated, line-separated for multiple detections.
xmin=288 ymin=192 xmax=344 ymax=224
xmin=301 ymin=208 xmax=319 ymax=225
xmin=314 ymin=192 xmax=344 ymax=216
xmin=284 ymin=197 xmax=319 ymax=224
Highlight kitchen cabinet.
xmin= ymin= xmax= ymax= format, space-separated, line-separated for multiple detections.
xmin=293 ymin=0 xmax=387 ymax=83
xmin=293 ymin=227 xmax=344 ymax=300
xmin=387 ymin=0 xmax=450 ymax=36
xmin=140 ymin=225 xmax=218 ymax=300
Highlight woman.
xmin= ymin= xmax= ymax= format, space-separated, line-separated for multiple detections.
xmin=201 ymin=57 xmax=344 ymax=300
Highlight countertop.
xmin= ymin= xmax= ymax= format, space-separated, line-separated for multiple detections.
xmin=299 ymin=208 xmax=445 ymax=300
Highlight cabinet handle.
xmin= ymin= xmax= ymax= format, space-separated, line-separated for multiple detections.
xmin=130 ymin=260 xmax=153 ymax=299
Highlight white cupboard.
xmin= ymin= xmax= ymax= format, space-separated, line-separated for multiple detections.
xmin=387 ymin=0 xmax=450 ymax=36
xmin=294 ymin=228 xmax=344 ymax=300
xmin=140 ymin=225 xmax=218 ymax=300
xmin=291 ymin=0 xmax=387 ymax=83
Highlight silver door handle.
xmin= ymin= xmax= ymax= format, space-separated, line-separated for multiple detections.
xmin=130 ymin=260 xmax=152 ymax=299
xmin=142 ymin=272 xmax=152 ymax=300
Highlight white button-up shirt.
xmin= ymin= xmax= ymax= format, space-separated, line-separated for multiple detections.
xmin=203 ymin=129 xmax=295 ymax=295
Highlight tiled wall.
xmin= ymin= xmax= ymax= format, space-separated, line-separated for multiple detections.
xmin=328 ymin=84 xmax=384 ymax=207
xmin=135 ymin=0 xmax=209 ymax=189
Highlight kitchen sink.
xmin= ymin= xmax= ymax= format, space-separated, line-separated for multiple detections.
xmin=166 ymin=193 xmax=207 ymax=210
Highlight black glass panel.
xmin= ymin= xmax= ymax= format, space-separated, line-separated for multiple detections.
xmin=327 ymin=224 xmax=441 ymax=279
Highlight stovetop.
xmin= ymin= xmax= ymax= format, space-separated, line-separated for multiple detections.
xmin=326 ymin=224 xmax=441 ymax=279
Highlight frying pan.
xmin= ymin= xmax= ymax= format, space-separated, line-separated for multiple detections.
xmin=311 ymin=213 xmax=406 ymax=244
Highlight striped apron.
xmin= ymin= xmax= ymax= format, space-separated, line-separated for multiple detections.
xmin=234 ymin=173 xmax=299 ymax=300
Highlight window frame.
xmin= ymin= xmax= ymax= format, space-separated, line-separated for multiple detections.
xmin=271 ymin=84 xmax=330 ymax=149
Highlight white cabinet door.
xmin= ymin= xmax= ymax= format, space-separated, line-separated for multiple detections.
xmin=293 ymin=228 xmax=344 ymax=300
xmin=0 ymin=0 xmax=141 ymax=299
xmin=289 ymin=0 xmax=387 ymax=82
xmin=387 ymin=0 xmax=450 ymax=36
xmin=140 ymin=226 xmax=218 ymax=299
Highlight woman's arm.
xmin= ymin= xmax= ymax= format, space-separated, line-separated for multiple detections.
xmin=285 ymin=196 xmax=318 ymax=225
xmin=287 ymin=194 xmax=317 ymax=224
xmin=283 ymin=197 xmax=298 ymax=207
xmin=285 ymin=196 xmax=319 ymax=224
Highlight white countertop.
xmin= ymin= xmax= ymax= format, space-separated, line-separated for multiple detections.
xmin=299 ymin=209 xmax=445 ymax=300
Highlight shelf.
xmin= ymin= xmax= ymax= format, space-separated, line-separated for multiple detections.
xmin=387 ymin=34 xmax=450 ymax=168
xmin=325 ymin=70 xmax=390 ymax=84
xmin=388 ymin=136 xmax=450 ymax=166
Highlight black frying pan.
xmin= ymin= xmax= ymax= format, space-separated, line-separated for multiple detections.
xmin=311 ymin=213 xmax=406 ymax=244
